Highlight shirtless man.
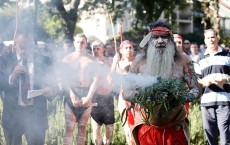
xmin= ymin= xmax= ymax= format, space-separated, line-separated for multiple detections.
xmin=90 ymin=40 xmax=115 ymax=145
xmin=123 ymin=21 xmax=199 ymax=145
xmin=112 ymin=40 xmax=136 ymax=145
xmin=62 ymin=34 xmax=99 ymax=145
xmin=173 ymin=34 xmax=191 ymax=114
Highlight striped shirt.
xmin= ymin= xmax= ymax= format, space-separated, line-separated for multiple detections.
xmin=197 ymin=47 xmax=230 ymax=107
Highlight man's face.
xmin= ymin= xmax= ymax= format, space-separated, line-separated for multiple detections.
xmin=105 ymin=44 xmax=115 ymax=57
xmin=190 ymin=44 xmax=199 ymax=55
xmin=146 ymin=34 xmax=175 ymax=77
xmin=74 ymin=37 xmax=87 ymax=51
xmin=15 ymin=34 xmax=29 ymax=59
xmin=204 ymin=30 xmax=218 ymax=51
xmin=183 ymin=40 xmax=190 ymax=49
xmin=174 ymin=37 xmax=183 ymax=52
xmin=151 ymin=34 xmax=169 ymax=51
xmin=120 ymin=44 xmax=134 ymax=58
xmin=93 ymin=43 xmax=105 ymax=57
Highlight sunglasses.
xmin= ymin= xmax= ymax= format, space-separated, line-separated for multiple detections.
xmin=184 ymin=43 xmax=190 ymax=45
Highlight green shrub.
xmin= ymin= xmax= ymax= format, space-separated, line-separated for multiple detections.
xmin=189 ymin=101 xmax=206 ymax=145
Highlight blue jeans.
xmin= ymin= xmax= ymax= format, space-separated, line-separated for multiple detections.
xmin=201 ymin=105 xmax=230 ymax=145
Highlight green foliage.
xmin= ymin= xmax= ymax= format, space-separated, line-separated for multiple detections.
xmin=74 ymin=25 xmax=83 ymax=36
xmin=42 ymin=15 xmax=64 ymax=40
xmin=122 ymin=28 xmax=146 ymax=44
xmin=0 ymin=97 xmax=5 ymax=145
xmin=37 ymin=1 xmax=82 ymax=41
xmin=182 ymin=33 xmax=204 ymax=45
xmin=124 ymin=77 xmax=189 ymax=125
xmin=80 ymin=0 xmax=187 ymax=27
xmin=0 ymin=5 xmax=16 ymax=40
xmin=80 ymin=0 xmax=124 ymax=20
xmin=121 ymin=28 xmax=147 ymax=51
xmin=220 ymin=32 xmax=230 ymax=46
xmin=136 ymin=0 xmax=187 ymax=23
xmin=46 ymin=96 xmax=65 ymax=144
xmin=0 ymin=0 xmax=14 ymax=8
xmin=112 ymin=99 xmax=127 ymax=145
xmin=189 ymin=102 xmax=206 ymax=145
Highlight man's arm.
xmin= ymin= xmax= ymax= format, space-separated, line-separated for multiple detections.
xmin=81 ymin=75 xmax=99 ymax=106
xmin=129 ymin=53 xmax=145 ymax=73
xmin=183 ymin=60 xmax=200 ymax=101
xmin=0 ymin=55 xmax=18 ymax=91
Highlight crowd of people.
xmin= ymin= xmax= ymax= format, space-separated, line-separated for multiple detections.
xmin=0 ymin=20 xmax=230 ymax=145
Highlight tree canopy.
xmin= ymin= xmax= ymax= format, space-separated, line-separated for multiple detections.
xmin=81 ymin=0 xmax=188 ymax=28
xmin=0 ymin=0 xmax=225 ymax=44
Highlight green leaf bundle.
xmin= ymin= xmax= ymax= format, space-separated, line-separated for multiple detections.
xmin=122 ymin=77 xmax=189 ymax=125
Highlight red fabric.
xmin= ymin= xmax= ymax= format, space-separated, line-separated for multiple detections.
xmin=151 ymin=26 xmax=172 ymax=35
xmin=185 ymin=103 xmax=190 ymax=116
xmin=173 ymin=34 xmax=183 ymax=40
xmin=120 ymin=40 xmax=133 ymax=50
xmin=138 ymin=124 xmax=187 ymax=145
xmin=126 ymin=102 xmax=135 ymax=125
xmin=127 ymin=110 xmax=134 ymax=125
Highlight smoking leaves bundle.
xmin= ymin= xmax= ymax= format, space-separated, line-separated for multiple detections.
xmin=122 ymin=77 xmax=189 ymax=126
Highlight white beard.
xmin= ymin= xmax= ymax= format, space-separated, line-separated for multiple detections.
xmin=146 ymin=42 xmax=175 ymax=78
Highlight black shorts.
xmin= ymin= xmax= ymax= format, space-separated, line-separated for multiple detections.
xmin=91 ymin=94 xmax=115 ymax=125
xmin=64 ymin=87 xmax=89 ymax=121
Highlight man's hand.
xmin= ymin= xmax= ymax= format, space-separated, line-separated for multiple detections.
xmin=129 ymin=53 xmax=144 ymax=73
xmin=214 ymin=78 xmax=227 ymax=86
xmin=70 ymin=94 xmax=97 ymax=107
xmin=198 ymin=78 xmax=212 ymax=87
xmin=111 ymin=53 xmax=120 ymax=71
xmin=70 ymin=92 xmax=83 ymax=107
xmin=11 ymin=65 xmax=28 ymax=81
xmin=113 ymin=53 xmax=120 ymax=64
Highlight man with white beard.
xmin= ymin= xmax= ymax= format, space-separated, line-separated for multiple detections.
xmin=123 ymin=21 xmax=200 ymax=145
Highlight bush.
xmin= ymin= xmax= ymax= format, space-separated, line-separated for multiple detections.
xmin=189 ymin=101 xmax=206 ymax=145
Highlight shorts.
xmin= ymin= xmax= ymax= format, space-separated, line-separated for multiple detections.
xmin=64 ymin=87 xmax=89 ymax=121
xmin=91 ymin=94 xmax=115 ymax=125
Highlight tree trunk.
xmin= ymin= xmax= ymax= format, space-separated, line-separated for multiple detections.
xmin=54 ymin=0 xmax=80 ymax=40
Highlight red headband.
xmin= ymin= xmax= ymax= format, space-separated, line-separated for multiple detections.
xmin=120 ymin=40 xmax=133 ymax=50
xmin=151 ymin=26 xmax=172 ymax=35
xmin=173 ymin=34 xmax=183 ymax=40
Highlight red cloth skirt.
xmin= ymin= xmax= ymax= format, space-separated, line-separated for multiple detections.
xmin=138 ymin=124 xmax=187 ymax=145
